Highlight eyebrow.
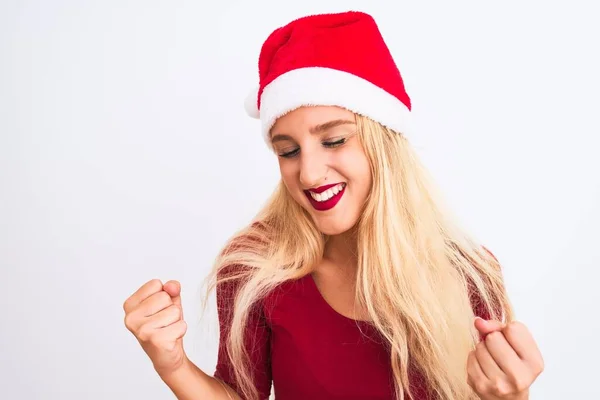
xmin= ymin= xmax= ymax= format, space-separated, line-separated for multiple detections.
xmin=270 ymin=119 xmax=355 ymax=144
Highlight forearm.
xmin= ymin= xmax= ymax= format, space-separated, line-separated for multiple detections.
xmin=159 ymin=357 xmax=241 ymax=400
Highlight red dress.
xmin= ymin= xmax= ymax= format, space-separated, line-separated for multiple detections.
xmin=214 ymin=272 xmax=490 ymax=400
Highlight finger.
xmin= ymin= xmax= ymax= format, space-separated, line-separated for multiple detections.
xmin=475 ymin=340 xmax=505 ymax=380
xmin=147 ymin=304 xmax=183 ymax=329
xmin=123 ymin=279 xmax=163 ymax=313
xmin=138 ymin=290 xmax=173 ymax=317
xmin=474 ymin=317 xmax=505 ymax=336
xmin=484 ymin=330 xmax=523 ymax=375
xmin=163 ymin=280 xmax=183 ymax=320
xmin=163 ymin=280 xmax=182 ymax=307
xmin=156 ymin=319 xmax=188 ymax=341
xmin=502 ymin=321 xmax=540 ymax=363
xmin=466 ymin=351 xmax=487 ymax=391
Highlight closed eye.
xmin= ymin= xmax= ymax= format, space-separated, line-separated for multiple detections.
xmin=323 ymin=138 xmax=347 ymax=148
xmin=278 ymin=138 xmax=348 ymax=158
xmin=279 ymin=148 xmax=300 ymax=158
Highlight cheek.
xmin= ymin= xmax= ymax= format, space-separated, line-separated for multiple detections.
xmin=278 ymin=161 xmax=301 ymax=193
xmin=338 ymin=150 xmax=372 ymax=191
xmin=358 ymin=157 xmax=373 ymax=189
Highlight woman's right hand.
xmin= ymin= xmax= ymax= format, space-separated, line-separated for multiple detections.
xmin=123 ymin=279 xmax=188 ymax=377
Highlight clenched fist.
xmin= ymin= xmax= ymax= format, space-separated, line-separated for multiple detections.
xmin=467 ymin=317 xmax=544 ymax=400
xmin=123 ymin=279 xmax=188 ymax=377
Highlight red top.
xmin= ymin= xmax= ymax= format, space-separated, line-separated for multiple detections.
xmin=214 ymin=272 xmax=490 ymax=400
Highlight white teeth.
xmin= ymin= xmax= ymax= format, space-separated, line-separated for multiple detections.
xmin=309 ymin=183 xmax=345 ymax=202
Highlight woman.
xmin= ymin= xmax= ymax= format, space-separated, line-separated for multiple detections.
xmin=123 ymin=11 xmax=544 ymax=400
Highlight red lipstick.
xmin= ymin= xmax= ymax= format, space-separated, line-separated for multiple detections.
xmin=307 ymin=183 xmax=340 ymax=194
xmin=303 ymin=183 xmax=346 ymax=211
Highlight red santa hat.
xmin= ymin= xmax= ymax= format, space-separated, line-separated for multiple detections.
xmin=244 ymin=11 xmax=412 ymax=146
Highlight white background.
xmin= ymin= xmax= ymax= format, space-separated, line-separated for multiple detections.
xmin=1 ymin=1 xmax=599 ymax=399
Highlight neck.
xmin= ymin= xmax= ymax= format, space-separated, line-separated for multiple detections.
xmin=323 ymin=227 xmax=359 ymax=271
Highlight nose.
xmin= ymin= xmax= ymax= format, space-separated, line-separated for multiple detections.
xmin=299 ymin=150 xmax=328 ymax=189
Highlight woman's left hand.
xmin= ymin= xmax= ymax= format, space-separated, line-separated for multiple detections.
xmin=467 ymin=318 xmax=544 ymax=400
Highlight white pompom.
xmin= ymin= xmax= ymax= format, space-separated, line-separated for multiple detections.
xmin=244 ymin=86 xmax=260 ymax=119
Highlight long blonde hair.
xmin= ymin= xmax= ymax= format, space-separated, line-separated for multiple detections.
xmin=204 ymin=113 xmax=514 ymax=400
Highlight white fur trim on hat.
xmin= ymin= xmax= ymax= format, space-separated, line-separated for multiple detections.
xmin=244 ymin=86 xmax=260 ymax=119
xmin=256 ymin=67 xmax=411 ymax=147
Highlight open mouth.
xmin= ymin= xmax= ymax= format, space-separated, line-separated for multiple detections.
xmin=303 ymin=183 xmax=346 ymax=211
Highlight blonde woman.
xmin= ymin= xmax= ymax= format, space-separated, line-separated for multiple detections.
xmin=123 ymin=11 xmax=544 ymax=400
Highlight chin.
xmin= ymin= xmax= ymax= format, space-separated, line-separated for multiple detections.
xmin=312 ymin=216 xmax=357 ymax=236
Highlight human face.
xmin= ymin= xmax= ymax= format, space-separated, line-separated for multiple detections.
xmin=270 ymin=106 xmax=372 ymax=236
